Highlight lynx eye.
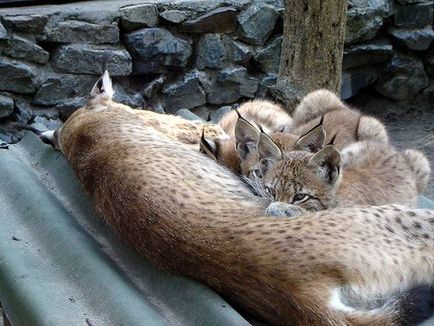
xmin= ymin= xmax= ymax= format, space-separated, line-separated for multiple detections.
xmin=292 ymin=193 xmax=311 ymax=204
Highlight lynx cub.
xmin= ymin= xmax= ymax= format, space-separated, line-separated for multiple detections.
xmin=200 ymin=99 xmax=293 ymax=173
xmin=237 ymin=120 xmax=430 ymax=216
xmin=201 ymin=90 xmax=389 ymax=174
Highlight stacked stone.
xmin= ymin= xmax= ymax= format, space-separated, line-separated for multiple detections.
xmin=0 ymin=0 xmax=432 ymax=144
xmin=342 ymin=0 xmax=433 ymax=100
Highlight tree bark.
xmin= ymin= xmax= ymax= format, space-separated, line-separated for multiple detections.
xmin=270 ymin=0 xmax=347 ymax=110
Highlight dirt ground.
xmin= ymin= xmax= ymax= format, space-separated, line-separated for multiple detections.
xmin=350 ymin=93 xmax=434 ymax=199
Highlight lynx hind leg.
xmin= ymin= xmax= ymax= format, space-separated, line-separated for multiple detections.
xmin=219 ymin=100 xmax=294 ymax=135
xmin=402 ymin=149 xmax=431 ymax=194
xmin=357 ymin=116 xmax=389 ymax=144
xmin=293 ymin=89 xmax=344 ymax=126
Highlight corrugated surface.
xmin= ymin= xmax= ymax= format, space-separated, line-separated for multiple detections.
xmin=0 ymin=133 xmax=253 ymax=326
xmin=0 ymin=133 xmax=433 ymax=325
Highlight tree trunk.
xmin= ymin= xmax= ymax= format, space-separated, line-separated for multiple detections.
xmin=269 ymin=0 xmax=347 ymax=110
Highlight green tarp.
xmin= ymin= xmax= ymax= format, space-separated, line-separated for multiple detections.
xmin=0 ymin=133 xmax=253 ymax=326
xmin=0 ymin=133 xmax=433 ymax=325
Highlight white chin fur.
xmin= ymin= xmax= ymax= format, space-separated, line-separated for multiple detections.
xmin=40 ymin=130 xmax=55 ymax=142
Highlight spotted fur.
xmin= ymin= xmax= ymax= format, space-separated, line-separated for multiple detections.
xmin=53 ymin=73 xmax=434 ymax=326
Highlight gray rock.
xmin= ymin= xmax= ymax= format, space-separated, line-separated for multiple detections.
xmin=149 ymin=102 xmax=165 ymax=114
xmin=60 ymin=9 xmax=119 ymax=25
xmin=39 ymin=20 xmax=119 ymax=44
xmin=124 ymin=28 xmax=191 ymax=74
xmin=262 ymin=0 xmax=284 ymax=8
xmin=0 ymin=139 xmax=8 ymax=148
xmin=162 ymin=71 xmax=206 ymax=113
xmin=257 ymin=74 xmax=277 ymax=97
xmin=28 ymin=122 xmax=48 ymax=132
xmin=254 ymin=36 xmax=282 ymax=73
xmin=346 ymin=7 xmax=384 ymax=44
xmin=113 ymin=84 xmax=145 ymax=108
xmin=195 ymin=34 xmax=226 ymax=69
xmin=0 ymin=35 xmax=49 ymax=65
xmin=0 ymin=94 xmax=14 ymax=118
xmin=346 ymin=0 xmax=389 ymax=43
xmin=219 ymin=66 xmax=259 ymax=98
xmin=375 ymin=52 xmax=429 ymax=100
xmin=159 ymin=10 xmax=189 ymax=23
xmin=396 ymin=0 xmax=432 ymax=4
xmin=348 ymin=0 xmax=391 ymax=15
xmin=383 ymin=0 xmax=395 ymax=17
xmin=12 ymin=95 xmax=60 ymax=121
xmin=210 ymin=106 xmax=232 ymax=123
xmin=31 ymin=107 xmax=60 ymax=120
xmin=56 ymin=97 xmax=87 ymax=120
xmin=33 ymin=74 xmax=96 ymax=106
xmin=31 ymin=116 xmax=63 ymax=130
xmin=343 ymin=40 xmax=393 ymax=69
xmin=0 ymin=57 xmax=39 ymax=94
xmin=180 ymin=7 xmax=237 ymax=33
xmin=175 ymin=109 xmax=203 ymax=121
xmin=0 ymin=129 xmax=22 ymax=144
xmin=388 ymin=26 xmax=434 ymax=51
xmin=395 ymin=2 xmax=433 ymax=28
xmin=52 ymin=44 xmax=132 ymax=76
xmin=13 ymin=98 xmax=32 ymax=121
xmin=120 ymin=4 xmax=159 ymax=30
xmin=0 ymin=22 xmax=7 ymax=40
xmin=207 ymin=66 xmax=259 ymax=105
xmin=191 ymin=106 xmax=211 ymax=120
xmin=425 ymin=50 xmax=434 ymax=76
xmin=158 ymin=0 xmax=249 ymax=14
xmin=341 ymin=67 xmax=381 ymax=99
xmin=223 ymin=37 xmax=252 ymax=64
xmin=422 ymin=84 xmax=434 ymax=103
xmin=143 ymin=76 xmax=166 ymax=98
xmin=1 ymin=14 xmax=48 ymax=34
xmin=238 ymin=4 xmax=279 ymax=45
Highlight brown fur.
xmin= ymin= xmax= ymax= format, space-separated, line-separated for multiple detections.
xmin=255 ymin=141 xmax=423 ymax=215
xmin=202 ymin=90 xmax=389 ymax=174
xmin=201 ymin=100 xmax=293 ymax=173
xmin=55 ymin=74 xmax=434 ymax=326
xmin=293 ymin=89 xmax=388 ymax=147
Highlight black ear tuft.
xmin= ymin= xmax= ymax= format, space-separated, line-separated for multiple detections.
xmin=199 ymin=128 xmax=218 ymax=160
xmin=328 ymin=133 xmax=337 ymax=146
xmin=296 ymin=120 xmax=326 ymax=153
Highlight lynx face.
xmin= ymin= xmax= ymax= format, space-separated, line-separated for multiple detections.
xmin=234 ymin=115 xmax=343 ymax=214
xmin=258 ymin=150 xmax=340 ymax=212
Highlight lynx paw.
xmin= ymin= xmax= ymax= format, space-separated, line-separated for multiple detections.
xmin=265 ymin=202 xmax=305 ymax=218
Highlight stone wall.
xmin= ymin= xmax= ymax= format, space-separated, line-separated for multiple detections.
xmin=0 ymin=0 xmax=432 ymax=145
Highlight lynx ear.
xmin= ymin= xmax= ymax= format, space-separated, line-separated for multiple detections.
xmin=258 ymin=131 xmax=282 ymax=176
xmin=296 ymin=116 xmax=326 ymax=152
xmin=308 ymin=145 xmax=341 ymax=185
xmin=199 ymin=129 xmax=217 ymax=160
xmin=90 ymin=70 xmax=114 ymax=100
xmin=235 ymin=114 xmax=260 ymax=160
